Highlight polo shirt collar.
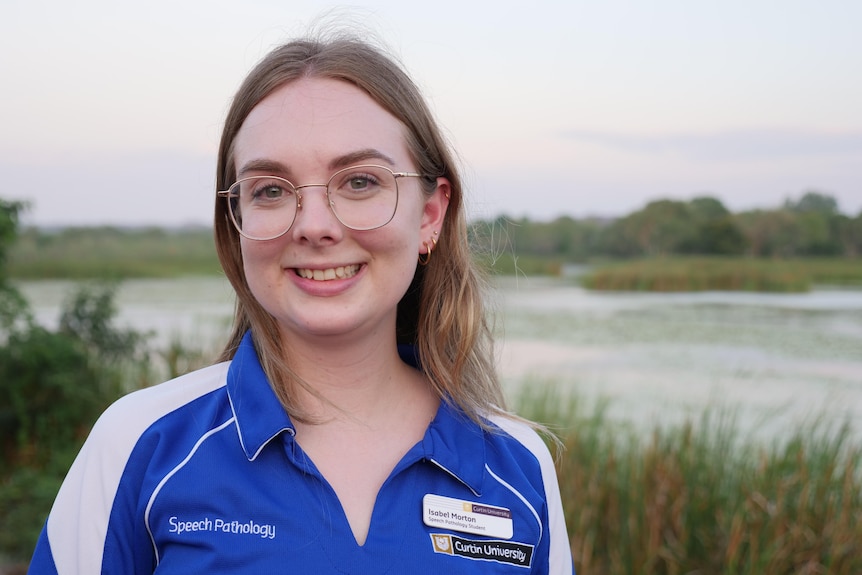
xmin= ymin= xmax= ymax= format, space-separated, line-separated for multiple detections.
xmin=398 ymin=343 xmax=488 ymax=495
xmin=421 ymin=399 xmax=488 ymax=496
xmin=227 ymin=331 xmax=296 ymax=461
xmin=227 ymin=332 xmax=489 ymax=494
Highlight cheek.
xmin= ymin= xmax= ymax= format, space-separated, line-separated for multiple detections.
xmin=384 ymin=232 xmax=422 ymax=279
xmin=240 ymin=240 xmax=284 ymax=286
xmin=240 ymin=237 xmax=283 ymax=262
xmin=390 ymin=195 xmax=427 ymax=249
xmin=366 ymin=226 xmax=420 ymax=262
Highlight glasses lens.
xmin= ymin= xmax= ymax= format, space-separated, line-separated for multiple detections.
xmin=328 ymin=165 xmax=399 ymax=230
xmin=228 ymin=176 xmax=297 ymax=240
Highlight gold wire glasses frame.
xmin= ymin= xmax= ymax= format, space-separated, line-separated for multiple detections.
xmin=217 ymin=164 xmax=425 ymax=241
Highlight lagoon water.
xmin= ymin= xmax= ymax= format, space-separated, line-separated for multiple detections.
xmin=16 ymin=276 xmax=862 ymax=440
xmin=495 ymin=276 xmax=862 ymax=439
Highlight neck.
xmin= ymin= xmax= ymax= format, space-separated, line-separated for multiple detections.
xmin=280 ymin=327 xmax=429 ymax=425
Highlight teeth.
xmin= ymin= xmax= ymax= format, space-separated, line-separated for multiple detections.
xmin=297 ymin=265 xmax=360 ymax=281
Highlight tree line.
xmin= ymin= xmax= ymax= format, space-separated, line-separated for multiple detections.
xmin=469 ymin=191 xmax=862 ymax=261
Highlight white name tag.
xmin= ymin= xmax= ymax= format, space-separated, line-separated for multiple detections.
xmin=422 ymin=494 xmax=513 ymax=539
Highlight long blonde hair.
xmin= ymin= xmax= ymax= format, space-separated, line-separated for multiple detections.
xmin=214 ymin=35 xmax=508 ymax=425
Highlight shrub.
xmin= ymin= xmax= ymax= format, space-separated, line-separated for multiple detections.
xmin=0 ymin=284 xmax=152 ymax=564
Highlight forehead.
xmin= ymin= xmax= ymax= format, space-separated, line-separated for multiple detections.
xmin=233 ymin=77 xmax=411 ymax=173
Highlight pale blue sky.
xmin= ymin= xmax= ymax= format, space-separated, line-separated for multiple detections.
xmin=1 ymin=0 xmax=860 ymax=226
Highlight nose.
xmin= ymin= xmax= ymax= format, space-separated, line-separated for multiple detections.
xmin=289 ymin=184 xmax=344 ymax=244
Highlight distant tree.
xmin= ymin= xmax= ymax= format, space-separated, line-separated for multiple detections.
xmin=551 ymin=216 xmax=605 ymax=261
xmin=547 ymin=216 xmax=577 ymax=257
xmin=695 ymin=217 xmax=748 ymax=255
xmin=688 ymin=196 xmax=730 ymax=220
xmin=853 ymin=211 xmax=862 ymax=257
xmin=626 ymin=200 xmax=697 ymax=256
xmin=780 ymin=191 xmax=847 ymax=255
xmin=735 ymin=209 xmax=801 ymax=257
xmin=466 ymin=189 xmax=855 ymax=262
xmin=678 ymin=197 xmax=748 ymax=255
xmin=832 ymin=212 xmax=862 ymax=257
xmin=785 ymin=190 xmax=839 ymax=215
xmin=798 ymin=211 xmax=842 ymax=255
xmin=594 ymin=218 xmax=642 ymax=257
xmin=515 ymin=216 xmax=560 ymax=256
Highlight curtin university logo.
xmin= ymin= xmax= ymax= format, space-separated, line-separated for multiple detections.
xmin=430 ymin=533 xmax=534 ymax=568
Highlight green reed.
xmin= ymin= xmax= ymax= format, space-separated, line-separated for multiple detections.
xmin=8 ymin=227 xmax=222 ymax=279
xmin=477 ymin=253 xmax=564 ymax=277
xmin=515 ymin=383 xmax=862 ymax=575
xmin=581 ymin=257 xmax=862 ymax=292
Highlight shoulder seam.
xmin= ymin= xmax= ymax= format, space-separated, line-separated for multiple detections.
xmin=144 ymin=416 xmax=236 ymax=566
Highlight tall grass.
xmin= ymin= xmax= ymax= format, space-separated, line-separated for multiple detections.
xmin=476 ymin=253 xmax=565 ymax=277
xmin=581 ymin=257 xmax=862 ymax=292
xmin=516 ymin=384 xmax=862 ymax=574
xmin=8 ymin=227 xmax=221 ymax=279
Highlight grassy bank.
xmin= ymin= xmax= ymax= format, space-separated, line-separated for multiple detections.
xmin=518 ymin=385 xmax=862 ymax=575
xmin=477 ymin=252 xmax=565 ymax=276
xmin=8 ymin=227 xmax=221 ymax=279
xmin=9 ymin=228 xmax=861 ymax=292
xmin=581 ymin=256 xmax=862 ymax=292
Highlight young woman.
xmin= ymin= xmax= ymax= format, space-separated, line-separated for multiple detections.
xmin=29 ymin=35 xmax=573 ymax=574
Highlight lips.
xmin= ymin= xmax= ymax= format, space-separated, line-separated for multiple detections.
xmin=295 ymin=264 xmax=361 ymax=281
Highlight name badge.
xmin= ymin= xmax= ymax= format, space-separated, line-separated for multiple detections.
xmin=422 ymin=494 xmax=513 ymax=539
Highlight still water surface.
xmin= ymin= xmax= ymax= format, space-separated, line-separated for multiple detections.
xmin=17 ymin=276 xmax=862 ymax=439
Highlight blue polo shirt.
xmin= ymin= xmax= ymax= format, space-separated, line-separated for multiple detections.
xmin=29 ymin=332 xmax=573 ymax=574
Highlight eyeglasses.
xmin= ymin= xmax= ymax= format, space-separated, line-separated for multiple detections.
xmin=217 ymin=164 xmax=424 ymax=241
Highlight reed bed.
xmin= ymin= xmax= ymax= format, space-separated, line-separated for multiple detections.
xmin=516 ymin=385 xmax=862 ymax=575
xmin=8 ymin=227 xmax=221 ymax=279
xmin=581 ymin=257 xmax=862 ymax=292
xmin=477 ymin=253 xmax=564 ymax=277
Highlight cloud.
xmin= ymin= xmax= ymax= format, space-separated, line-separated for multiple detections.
xmin=562 ymin=129 xmax=862 ymax=162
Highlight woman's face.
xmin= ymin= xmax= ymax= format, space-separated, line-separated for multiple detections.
xmin=231 ymin=77 xmax=448 ymax=345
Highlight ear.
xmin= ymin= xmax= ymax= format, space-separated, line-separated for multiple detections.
xmin=419 ymin=177 xmax=450 ymax=253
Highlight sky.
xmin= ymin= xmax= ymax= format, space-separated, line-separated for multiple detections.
xmin=1 ymin=0 xmax=860 ymax=227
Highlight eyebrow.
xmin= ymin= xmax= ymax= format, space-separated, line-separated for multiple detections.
xmin=237 ymin=149 xmax=397 ymax=179
xmin=328 ymin=149 xmax=396 ymax=170
xmin=237 ymin=159 xmax=289 ymax=178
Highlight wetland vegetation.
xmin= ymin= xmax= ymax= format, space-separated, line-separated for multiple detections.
xmin=3 ymin=193 xmax=862 ymax=572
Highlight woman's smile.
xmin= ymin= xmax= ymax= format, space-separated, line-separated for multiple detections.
xmin=295 ymin=264 xmax=362 ymax=281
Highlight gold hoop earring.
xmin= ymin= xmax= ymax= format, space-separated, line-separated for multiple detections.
xmin=418 ymin=241 xmax=432 ymax=266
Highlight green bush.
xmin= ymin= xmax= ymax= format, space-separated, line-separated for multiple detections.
xmin=0 ymin=284 xmax=152 ymax=564
xmin=0 ymin=451 xmax=77 ymax=562
xmin=0 ymin=199 xmax=29 ymax=329
xmin=0 ymin=327 xmax=101 ymax=469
